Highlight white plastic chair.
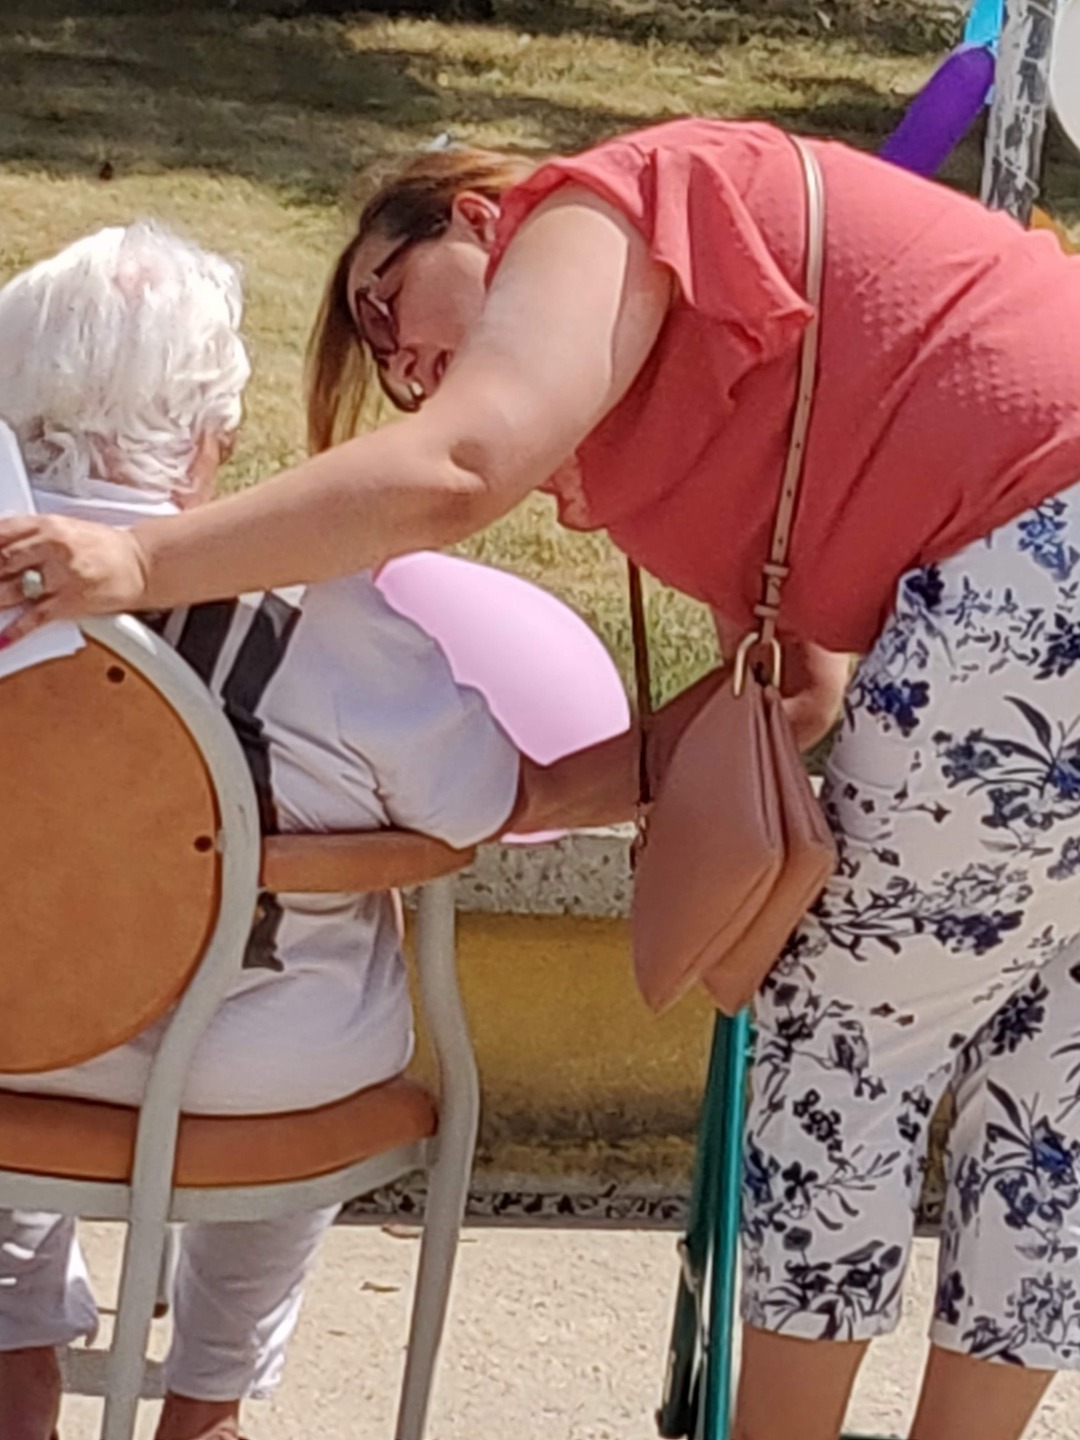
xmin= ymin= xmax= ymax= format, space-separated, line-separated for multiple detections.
xmin=0 ymin=614 xmax=480 ymax=1440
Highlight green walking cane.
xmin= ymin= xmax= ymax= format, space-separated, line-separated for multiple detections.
xmin=655 ymin=1010 xmax=900 ymax=1440
xmin=656 ymin=1009 xmax=750 ymax=1440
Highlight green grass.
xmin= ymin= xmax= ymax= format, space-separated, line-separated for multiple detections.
xmin=1 ymin=0 xmax=1077 ymax=695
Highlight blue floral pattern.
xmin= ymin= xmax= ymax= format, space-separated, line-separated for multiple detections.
xmin=933 ymin=700 xmax=1080 ymax=861
xmin=742 ymin=484 xmax=1080 ymax=1368
xmin=1018 ymin=499 xmax=1080 ymax=584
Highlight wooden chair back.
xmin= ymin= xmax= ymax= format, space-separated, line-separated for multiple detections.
xmin=0 ymin=638 xmax=221 ymax=1073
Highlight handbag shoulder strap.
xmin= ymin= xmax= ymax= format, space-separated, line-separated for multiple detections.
xmin=629 ymin=136 xmax=826 ymax=757
xmin=755 ymin=137 xmax=825 ymax=648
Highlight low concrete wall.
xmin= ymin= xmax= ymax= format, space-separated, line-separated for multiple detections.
xmin=386 ymin=828 xmax=712 ymax=1226
xmin=348 ymin=828 xmax=948 ymax=1231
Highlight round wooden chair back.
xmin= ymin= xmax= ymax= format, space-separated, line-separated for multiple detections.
xmin=0 ymin=637 xmax=222 ymax=1073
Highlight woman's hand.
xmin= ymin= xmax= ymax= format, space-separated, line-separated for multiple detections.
xmin=712 ymin=612 xmax=850 ymax=755
xmin=0 ymin=514 xmax=149 ymax=644
xmin=779 ymin=638 xmax=851 ymax=752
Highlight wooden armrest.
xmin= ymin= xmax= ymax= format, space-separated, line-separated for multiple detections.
xmin=260 ymin=830 xmax=476 ymax=895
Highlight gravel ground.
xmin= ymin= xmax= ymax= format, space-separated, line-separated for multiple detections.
xmin=58 ymin=1226 xmax=1080 ymax=1439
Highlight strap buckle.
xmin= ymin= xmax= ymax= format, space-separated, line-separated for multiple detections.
xmin=631 ymin=798 xmax=653 ymax=862
xmin=732 ymin=631 xmax=783 ymax=697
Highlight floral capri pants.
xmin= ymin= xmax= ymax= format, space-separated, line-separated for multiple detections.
xmin=742 ymin=483 xmax=1080 ymax=1369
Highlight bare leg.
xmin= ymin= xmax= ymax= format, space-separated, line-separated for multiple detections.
xmin=153 ymin=1394 xmax=242 ymax=1440
xmin=0 ymin=1347 xmax=61 ymax=1440
xmin=909 ymin=1345 xmax=1053 ymax=1440
xmin=732 ymin=1325 xmax=869 ymax=1440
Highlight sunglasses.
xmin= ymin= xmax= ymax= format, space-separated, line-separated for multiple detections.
xmin=351 ymin=219 xmax=450 ymax=412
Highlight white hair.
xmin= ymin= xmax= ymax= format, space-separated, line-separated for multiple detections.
xmin=0 ymin=221 xmax=250 ymax=500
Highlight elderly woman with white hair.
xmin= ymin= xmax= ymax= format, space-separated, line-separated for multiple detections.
xmin=0 ymin=221 xmax=532 ymax=1440
xmin=0 ymin=221 xmax=712 ymax=1440
xmin=0 ymin=224 xmax=249 ymax=516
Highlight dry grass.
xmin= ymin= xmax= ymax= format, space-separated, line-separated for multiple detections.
xmin=1 ymin=0 xmax=1077 ymax=691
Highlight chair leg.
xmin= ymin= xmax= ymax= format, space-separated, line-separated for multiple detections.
xmin=100 ymin=1215 xmax=169 ymax=1440
xmin=396 ymin=875 xmax=479 ymax=1440
xmin=154 ymin=1225 xmax=177 ymax=1320
xmin=393 ymin=1142 xmax=471 ymax=1440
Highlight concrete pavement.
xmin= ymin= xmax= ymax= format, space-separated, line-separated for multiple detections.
xmin=58 ymin=1225 xmax=1080 ymax=1439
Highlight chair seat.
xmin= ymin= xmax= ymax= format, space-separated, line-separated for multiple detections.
xmin=0 ymin=1077 xmax=438 ymax=1189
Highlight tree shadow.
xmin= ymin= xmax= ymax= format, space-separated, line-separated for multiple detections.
xmin=0 ymin=1 xmax=913 ymax=199
xmin=413 ymin=82 xmax=676 ymax=155
xmin=3 ymin=0 xmax=1071 ymax=218
xmin=739 ymin=72 xmax=910 ymax=147
xmin=493 ymin=0 xmax=959 ymax=58
xmin=0 ymin=1 xmax=717 ymax=198
xmin=0 ymin=5 xmax=444 ymax=200
xmin=1044 ymin=123 xmax=1080 ymax=224
xmin=437 ymin=73 xmax=913 ymax=157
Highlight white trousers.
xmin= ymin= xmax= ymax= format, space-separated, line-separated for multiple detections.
xmin=0 ymin=968 xmax=406 ymax=1395
xmin=0 ymin=1206 xmax=339 ymax=1400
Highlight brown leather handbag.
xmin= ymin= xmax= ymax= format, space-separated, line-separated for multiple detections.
xmin=629 ymin=137 xmax=835 ymax=1017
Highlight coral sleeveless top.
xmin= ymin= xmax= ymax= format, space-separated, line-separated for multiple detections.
xmin=486 ymin=120 xmax=1080 ymax=652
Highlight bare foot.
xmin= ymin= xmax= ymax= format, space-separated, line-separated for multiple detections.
xmin=0 ymin=1346 xmax=62 ymax=1440
xmin=153 ymin=1394 xmax=243 ymax=1440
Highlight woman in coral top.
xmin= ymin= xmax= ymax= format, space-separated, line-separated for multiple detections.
xmin=5 ymin=121 xmax=1080 ymax=1440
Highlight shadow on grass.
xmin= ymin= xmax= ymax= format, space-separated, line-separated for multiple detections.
xmin=296 ymin=0 xmax=958 ymax=56
xmin=0 ymin=4 xmax=449 ymax=199
xmin=744 ymin=75 xmax=908 ymax=147
xmin=0 ymin=1 xmax=630 ymax=198
xmin=0 ymin=1 xmax=726 ymax=197
xmin=481 ymin=0 xmax=958 ymax=57
xmin=1044 ymin=125 xmax=1080 ymax=223
xmin=0 ymin=0 xmax=959 ymax=200
xmin=4 ymin=0 xmax=1072 ymax=213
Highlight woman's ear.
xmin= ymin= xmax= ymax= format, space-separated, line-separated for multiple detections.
xmin=174 ymin=430 xmax=224 ymax=510
xmin=450 ymin=190 xmax=501 ymax=249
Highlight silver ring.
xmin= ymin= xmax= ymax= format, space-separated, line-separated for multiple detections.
xmin=18 ymin=567 xmax=46 ymax=603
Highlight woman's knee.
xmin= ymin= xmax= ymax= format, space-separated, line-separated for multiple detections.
xmin=733 ymin=1326 xmax=868 ymax=1440
xmin=911 ymin=1345 xmax=1055 ymax=1440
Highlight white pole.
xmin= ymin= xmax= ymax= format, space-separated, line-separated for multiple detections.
xmin=980 ymin=0 xmax=1059 ymax=219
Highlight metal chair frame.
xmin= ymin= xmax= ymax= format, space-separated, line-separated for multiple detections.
xmin=0 ymin=614 xmax=480 ymax=1440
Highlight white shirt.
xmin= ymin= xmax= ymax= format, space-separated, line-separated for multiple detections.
xmin=25 ymin=480 xmax=520 ymax=1112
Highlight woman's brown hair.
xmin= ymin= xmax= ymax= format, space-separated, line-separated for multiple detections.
xmin=305 ymin=146 xmax=537 ymax=454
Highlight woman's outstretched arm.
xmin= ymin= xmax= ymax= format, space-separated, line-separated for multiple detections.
xmin=0 ymin=189 xmax=672 ymax=638
xmin=502 ymin=666 xmax=726 ymax=837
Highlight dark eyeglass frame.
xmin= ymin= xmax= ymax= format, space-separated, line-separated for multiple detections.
xmin=350 ymin=216 xmax=451 ymax=413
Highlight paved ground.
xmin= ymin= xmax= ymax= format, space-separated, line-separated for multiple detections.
xmin=59 ymin=1226 xmax=1080 ymax=1439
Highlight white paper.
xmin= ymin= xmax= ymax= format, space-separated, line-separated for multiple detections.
xmin=0 ymin=423 xmax=85 ymax=681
